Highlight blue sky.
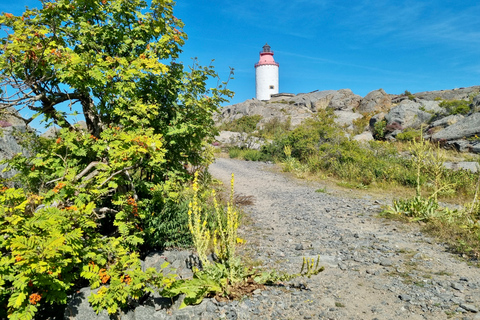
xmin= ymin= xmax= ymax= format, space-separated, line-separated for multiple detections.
xmin=4 ymin=0 xmax=480 ymax=108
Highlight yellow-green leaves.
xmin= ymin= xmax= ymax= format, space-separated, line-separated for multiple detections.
xmin=1 ymin=0 xmax=233 ymax=317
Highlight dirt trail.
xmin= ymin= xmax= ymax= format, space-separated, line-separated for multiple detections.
xmin=209 ymin=157 xmax=480 ymax=320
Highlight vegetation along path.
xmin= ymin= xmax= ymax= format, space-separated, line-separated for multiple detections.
xmin=209 ymin=157 xmax=480 ymax=320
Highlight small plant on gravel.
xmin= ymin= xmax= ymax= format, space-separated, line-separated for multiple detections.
xmin=282 ymin=145 xmax=309 ymax=178
xmin=162 ymin=173 xmax=324 ymax=308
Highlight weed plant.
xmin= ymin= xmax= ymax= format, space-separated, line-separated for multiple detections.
xmin=383 ymin=136 xmax=480 ymax=260
xmin=161 ymin=172 xmax=324 ymax=308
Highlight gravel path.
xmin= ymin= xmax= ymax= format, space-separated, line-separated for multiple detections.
xmin=205 ymin=157 xmax=480 ymax=320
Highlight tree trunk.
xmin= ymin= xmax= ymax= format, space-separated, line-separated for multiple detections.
xmin=81 ymin=96 xmax=103 ymax=138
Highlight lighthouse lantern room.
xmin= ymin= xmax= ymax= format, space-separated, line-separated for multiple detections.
xmin=255 ymin=43 xmax=279 ymax=101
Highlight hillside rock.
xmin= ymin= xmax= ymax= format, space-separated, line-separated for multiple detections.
xmin=41 ymin=126 xmax=61 ymax=139
xmin=215 ymin=131 xmax=264 ymax=150
xmin=0 ymin=107 xmax=28 ymax=127
xmin=432 ymin=112 xmax=480 ymax=141
xmin=0 ymin=109 xmax=31 ymax=180
xmin=414 ymin=86 xmax=480 ymax=101
xmin=353 ymin=131 xmax=374 ymax=142
xmin=333 ymin=111 xmax=363 ymax=131
xmin=473 ymin=95 xmax=480 ymax=112
xmin=358 ymin=89 xmax=391 ymax=113
xmin=288 ymin=90 xmax=336 ymax=112
xmin=216 ymin=85 xmax=480 ymax=154
xmin=218 ymin=98 xmax=267 ymax=122
xmin=328 ymin=89 xmax=362 ymax=111
xmin=0 ymin=127 xmax=28 ymax=179
xmin=430 ymin=114 xmax=464 ymax=129
xmin=216 ymin=97 xmax=314 ymax=129
xmin=417 ymin=99 xmax=442 ymax=113
xmin=443 ymin=161 xmax=479 ymax=173
xmin=384 ymin=100 xmax=432 ymax=130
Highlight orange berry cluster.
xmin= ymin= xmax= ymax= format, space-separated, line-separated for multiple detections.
xmin=120 ymin=274 xmax=132 ymax=285
xmin=53 ymin=182 xmax=66 ymax=193
xmin=99 ymin=268 xmax=110 ymax=284
xmin=127 ymin=197 xmax=138 ymax=214
xmin=29 ymin=293 xmax=41 ymax=305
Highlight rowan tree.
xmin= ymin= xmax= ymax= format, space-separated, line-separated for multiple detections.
xmin=0 ymin=0 xmax=232 ymax=318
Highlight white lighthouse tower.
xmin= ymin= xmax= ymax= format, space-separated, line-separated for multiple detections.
xmin=255 ymin=43 xmax=279 ymax=100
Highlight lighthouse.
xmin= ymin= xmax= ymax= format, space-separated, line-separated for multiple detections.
xmin=255 ymin=43 xmax=279 ymax=100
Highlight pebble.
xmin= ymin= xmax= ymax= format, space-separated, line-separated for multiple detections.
xmin=460 ymin=303 xmax=479 ymax=313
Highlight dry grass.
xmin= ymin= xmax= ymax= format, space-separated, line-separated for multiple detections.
xmin=233 ymin=194 xmax=255 ymax=206
xmin=423 ymin=219 xmax=480 ymax=263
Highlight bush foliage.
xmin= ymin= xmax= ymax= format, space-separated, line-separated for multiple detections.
xmin=218 ymin=115 xmax=263 ymax=133
xmin=0 ymin=0 xmax=233 ymax=318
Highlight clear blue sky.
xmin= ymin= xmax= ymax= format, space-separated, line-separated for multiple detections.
xmin=5 ymin=0 xmax=480 ymax=107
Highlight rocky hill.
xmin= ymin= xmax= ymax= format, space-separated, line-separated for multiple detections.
xmin=215 ymin=86 xmax=480 ymax=153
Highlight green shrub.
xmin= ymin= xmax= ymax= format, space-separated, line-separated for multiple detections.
xmin=219 ymin=115 xmax=263 ymax=133
xmin=228 ymin=147 xmax=269 ymax=162
xmin=258 ymin=117 xmax=291 ymax=139
xmin=404 ymin=90 xmax=415 ymax=100
xmin=243 ymin=149 xmax=263 ymax=161
xmin=439 ymin=99 xmax=471 ymax=115
xmin=143 ymin=189 xmax=193 ymax=249
xmin=396 ymin=129 xmax=421 ymax=142
xmin=264 ymin=109 xmax=344 ymax=161
xmin=351 ymin=113 xmax=372 ymax=135
xmin=373 ymin=119 xmax=387 ymax=140
xmin=228 ymin=147 xmax=242 ymax=159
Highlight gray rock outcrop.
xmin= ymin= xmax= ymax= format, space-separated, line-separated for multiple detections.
xmin=414 ymin=86 xmax=480 ymax=101
xmin=289 ymin=90 xmax=337 ymax=112
xmin=333 ymin=111 xmax=363 ymax=131
xmin=216 ymin=89 xmax=364 ymax=131
xmin=353 ymin=131 xmax=374 ymax=142
xmin=64 ymin=250 xmax=201 ymax=320
xmin=358 ymin=89 xmax=392 ymax=114
xmin=430 ymin=114 xmax=464 ymax=129
xmin=328 ymin=89 xmax=362 ymax=111
xmin=215 ymin=131 xmax=265 ymax=150
xmin=0 ymin=109 xmax=31 ymax=180
xmin=216 ymin=85 xmax=480 ymax=153
xmin=384 ymin=100 xmax=433 ymax=130
xmin=432 ymin=112 xmax=480 ymax=141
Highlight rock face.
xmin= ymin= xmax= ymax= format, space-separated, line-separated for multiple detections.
xmin=384 ymin=100 xmax=433 ymax=130
xmin=329 ymin=89 xmax=362 ymax=111
xmin=0 ymin=109 xmax=31 ymax=180
xmin=358 ymin=89 xmax=391 ymax=113
xmin=430 ymin=114 xmax=464 ymax=129
xmin=216 ymin=89 xmax=362 ymax=130
xmin=414 ymin=86 xmax=480 ymax=101
xmin=289 ymin=90 xmax=337 ymax=111
xmin=432 ymin=112 xmax=480 ymax=141
xmin=64 ymin=250 xmax=203 ymax=320
xmin=333 ymin=111 xmax=363 ymax=131
xmin=215 ymin=131 xmax=264 ymax=150
xmin=215 ymin=85 xmax=480 ymax=153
